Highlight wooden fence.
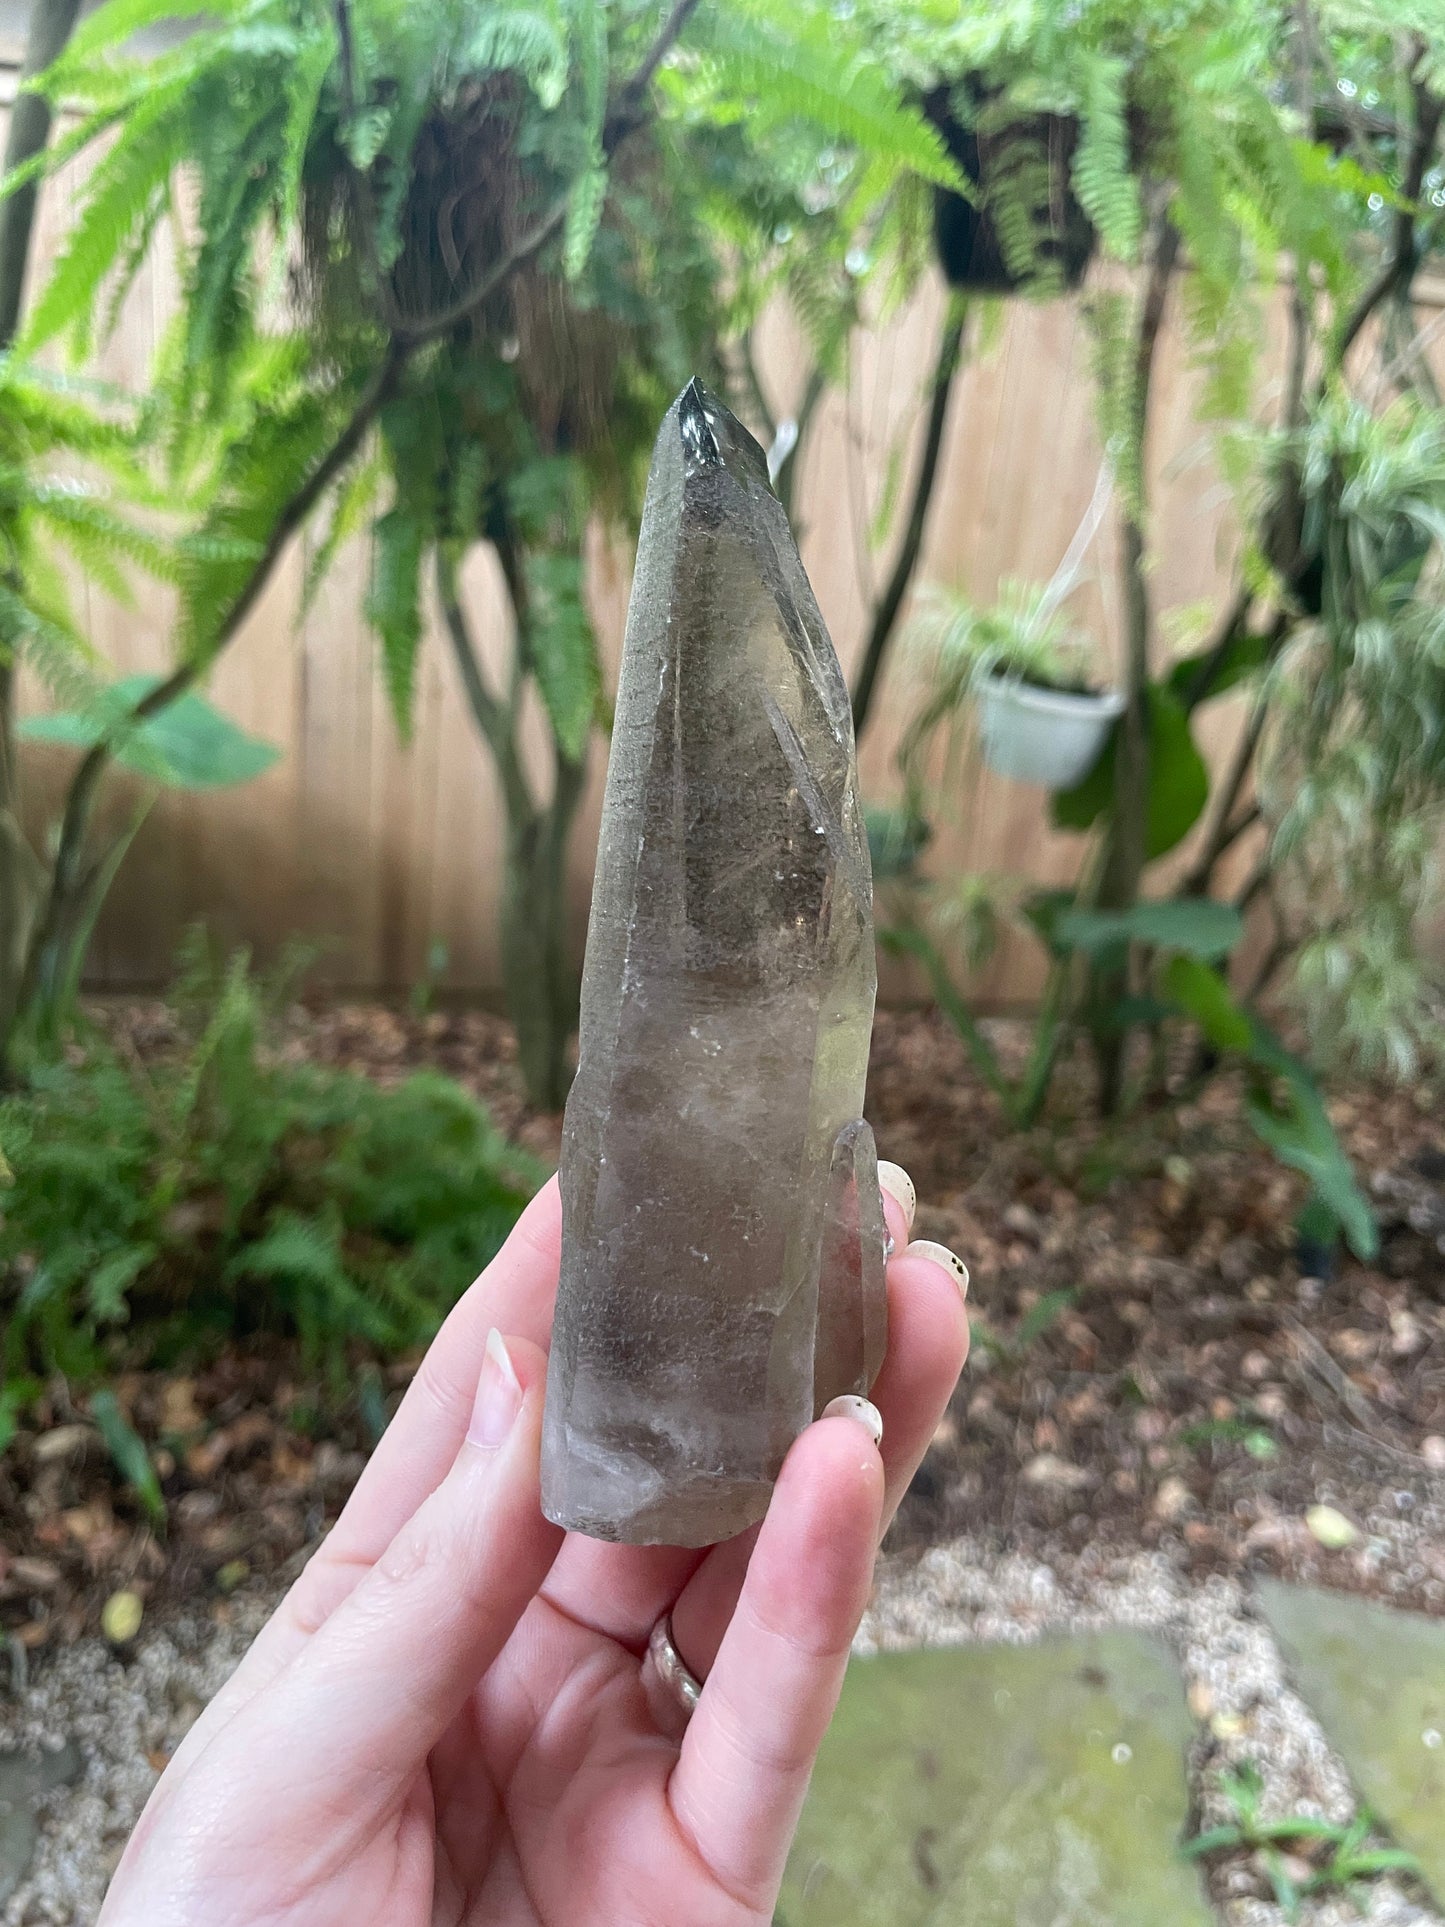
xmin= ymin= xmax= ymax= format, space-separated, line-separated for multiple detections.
xmin=8 ymin=69 xmax=1427 ymax=1004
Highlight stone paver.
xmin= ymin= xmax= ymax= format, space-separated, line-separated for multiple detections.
xmin=777 ymin=1630 xmax=1212 ymax=1927
xmin=0 ymin=1745 xmax=81 ymax=1908
xmin=1257 ymin=1580 xmax=1445 ymax=1902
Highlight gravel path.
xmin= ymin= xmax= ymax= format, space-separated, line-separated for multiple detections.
xmin=2 ymin=1543 xmax=1441 ymax=1925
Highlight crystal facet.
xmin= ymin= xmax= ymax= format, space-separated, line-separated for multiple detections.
xmin=540 ymin=379 xmax=882 ymax=1547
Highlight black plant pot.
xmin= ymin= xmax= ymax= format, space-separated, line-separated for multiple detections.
xmin=923 ymin=83 xmax=1096 ymax=295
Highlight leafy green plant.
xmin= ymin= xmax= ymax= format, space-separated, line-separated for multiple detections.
xmin=5 ymin=0 xmax=960 ymax=1104
xmin=0 ymin=941 xmax=540 ymax=1404
xmin=884 ymin=892 xmax=1377 ymax=1257
xmin=906 ymin=581 xmax=1099 ymax=715
xmin=879 ymin=2 xmax=1445 ymax=1186
xmin=1184 ymin=1762 xmax=1422 ymax=1920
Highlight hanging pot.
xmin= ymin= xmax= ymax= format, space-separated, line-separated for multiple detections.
xmin=922 ymin=83 xmax=1096 ymax=295
xmin=977 ymin=672 xmax=1124 ymax=789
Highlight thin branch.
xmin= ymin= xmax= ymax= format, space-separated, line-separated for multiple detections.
xmin=774 ymin=361 xmax=828 ymax=527
xmin=604 ymin=0 xmax=701 ymax=143
xmin=850 ymin=300 xmax=967 ymax=737
xmin=737 ymin=330 xmax=777 ymax=441
xmin=1233 ymin=852 xmax=1271 ymax=919
xmin=0 ymin=0 xmax=84 ymax=350
xmin=1334 ymin=41 xmax=1444 ymax=368
xmin=1182 ymin=698 xmax=1268 ymax=896
xmin=439 ymin=551 xmax=516 ymax=766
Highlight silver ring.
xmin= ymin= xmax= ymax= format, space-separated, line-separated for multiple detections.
xmin=644 ymin=1611 xmax=702 ymax=1733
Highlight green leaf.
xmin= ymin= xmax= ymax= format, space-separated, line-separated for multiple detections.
xmin=1244 ymin=1036 xmax=1377 ymax=1261
xmin=22 ymin=81 xmax=191 ymax=353
xmin=1015 ymin=1287 xmax=1077 ymax=1350
xmin=1055 ymin=898 xmax=1244 ymax=961
xmin=87 ymin=1242 xmax=155 ymax=1322
xmin=1167 ymin=630 xmax=1271 ymax=706
xmin=458 ymin=7 xmax=569 ymax=107
xmin=563 ymin=165 xmax=608 ymax=279
xmin=524 ymin=550 xmax=599 ymax=761
xmin=20 ymin=675 xmax=280 ymax=789
xmin=695 ymin=5 xmax=963 ymax=192
xmin=366 ymin=508 xmax=426 ymax=738
xmin=1159 ymin=954 xmax=1253 ymax=1051
xmin=1052 ymin=684 xmax=1209 ymax=858
xmin=90 ymin=1389 xmax=165 ymax=1528
xmin=1182 ymin=1826 xmax=1245 ymax=1859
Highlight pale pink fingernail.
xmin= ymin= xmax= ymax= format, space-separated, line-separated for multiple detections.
xmin=821 ymin=1394 xmax=884 ymax=1447
xmin=468 ymin=1329 xmax=523 ymax=1449
xmin=878 ymin=1160 xmax=916 ymax=1232
xmin=905 ymin=1239 xmax=970 ymax=1299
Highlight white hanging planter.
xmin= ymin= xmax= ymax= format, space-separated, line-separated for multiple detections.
xmin=976 ymin=671 xmax=1125 ymax=790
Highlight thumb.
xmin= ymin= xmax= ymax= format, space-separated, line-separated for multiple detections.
xmin=262 ymin=1330 xmax=562 ymax=1790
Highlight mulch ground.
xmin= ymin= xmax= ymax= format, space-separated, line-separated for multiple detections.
xmin=3 ymin=1000 xmax=1445 ymax=1659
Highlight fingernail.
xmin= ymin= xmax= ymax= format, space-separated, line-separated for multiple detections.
xmin=821 ymin=1394 xmax=884 ymax=1448
xmin=878 ymin=1160 xmax=917 ymax=1232
xmin=905 ymin=1239 xmax=970 ymax=1299
xmin=468 ymin=1329 xmax=523 ymax=1449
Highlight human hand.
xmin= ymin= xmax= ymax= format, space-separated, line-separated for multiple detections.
xmin=100 ymin=1164 xmax=968 ymax=1927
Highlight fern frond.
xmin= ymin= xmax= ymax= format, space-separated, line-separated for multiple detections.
xmin=523 ymin=546 xmax=599 ymax=761
xmin=22 ymin=78 xmax=192 ymax=355
xmin=1072 ymin=52 xmax=1141 ymax=263
xmin=365 ymin=504 xmax=425 ymax=738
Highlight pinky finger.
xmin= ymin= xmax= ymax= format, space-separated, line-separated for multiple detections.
xmin=666 ymin=1406 xmax=884 ymax=1914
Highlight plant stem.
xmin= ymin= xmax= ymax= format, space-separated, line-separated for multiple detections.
xmin=15 ymin=347 xmax=406 ymax=1030
xmin=773 ymin=362 xmax=827 ymax=529
xmin=1181 ymin=694 xmax=1269 ymax=897
xmin=0 ymin=0 xmax=82 ymax=347
xmin=850 ymin=297 xmax=967 ymax=738
xmin=1333 ymin=40 xmax=1444 ymax=368
xmin=0 ymin=0 xmax=86 ymax=1056
xmin=1091 ymin=214 xmax=1179 ymax=1114
xmin=439 ymin=544 xmax=582 ymax=1109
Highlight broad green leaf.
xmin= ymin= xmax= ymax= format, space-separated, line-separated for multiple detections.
xmin=20 ymin=674 xmax=280 ymax=789
xmin=1052 ymin=684 xmax=1209 ymax=858
xmin=1159 ymin=954 xmax=1253 ymax=1051
xmin=1245 ymin=1056 xmax=1377 ymax=1262
xmin=1055 ymin=897 xmax=1243 ymax=961
xmin=1167 ymin=629 xmax=1271 ymax=706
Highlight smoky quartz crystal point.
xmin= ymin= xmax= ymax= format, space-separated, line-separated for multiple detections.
xmin=540 ymin=379 xmax=885 ymax=1547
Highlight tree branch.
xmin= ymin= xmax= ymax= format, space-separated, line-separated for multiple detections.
xmin=850 ymin=299 xmax=966 ymax=737
xmin=773 ymin=361 xmax=828 ymax=528
xmin=0 ymin=0 xmax=84 ymax=351
xmin=604 ymin=0 xmax=701 ymax=143
xmin=18 ymin=345 xmax=405 ymax=1012
xmin=1333 ymin=40 xmax=1443 ymax=368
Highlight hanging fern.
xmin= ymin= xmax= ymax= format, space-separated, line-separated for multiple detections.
xmin=1072 ymin=51 xmax=1141 ymax=263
